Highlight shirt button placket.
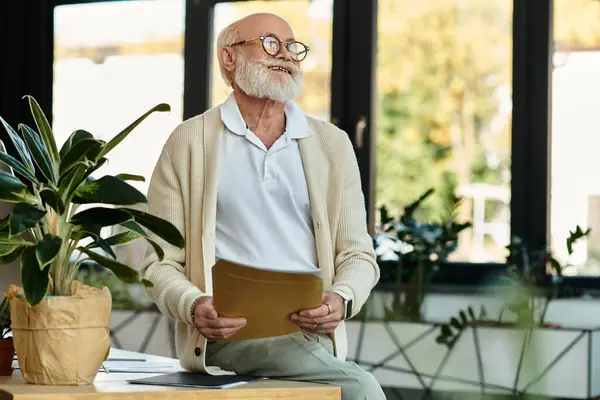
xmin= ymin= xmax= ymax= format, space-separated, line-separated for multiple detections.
xmin=263 ymin=154 xmax=269 ymax=181
xmin=264 ymin=153 xmax=275 ymax=182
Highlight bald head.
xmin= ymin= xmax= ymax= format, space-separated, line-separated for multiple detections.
xmin=236 ymin=13 xmax=295 ymax=43
xmin=217 ymin=13 xmax=295 ymax=49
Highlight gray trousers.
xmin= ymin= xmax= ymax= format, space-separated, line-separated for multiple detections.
xmin=205 ymin=331 xmax=386 ymax=400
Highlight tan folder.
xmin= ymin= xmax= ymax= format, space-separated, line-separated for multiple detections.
xmin=212 ymin=259 xmax=323 ymax=340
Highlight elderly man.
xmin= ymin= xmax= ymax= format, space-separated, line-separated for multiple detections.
xmin=140 ymin=12 xmax=385 ymax=399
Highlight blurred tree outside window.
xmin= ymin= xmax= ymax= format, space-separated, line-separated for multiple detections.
xmin=375 ymin=0 xmax=513 ymax=263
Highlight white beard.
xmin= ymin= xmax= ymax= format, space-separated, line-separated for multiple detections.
xmin=234 ymin=56 xmax=303 ymax=101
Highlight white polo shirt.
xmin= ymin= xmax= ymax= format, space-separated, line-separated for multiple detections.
xmin=214 ymin=93 xmax=320 ymax=275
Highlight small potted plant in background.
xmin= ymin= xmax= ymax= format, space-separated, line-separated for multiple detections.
xmin=344 ymin=186 xmax=472 ymax=390
xmin=0 ymin=297 xmax=13 ymax=376
xmin=0 ymin=96 xmax=184 ymax=385
xmin=431 ymin=226 xmax=592 ymax=398
xmin=371 ymin=187 xmax=472 ymax=321
xmin=436 ymin=225 xmax=591 ymax=345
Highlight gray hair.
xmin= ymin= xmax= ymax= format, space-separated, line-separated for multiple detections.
xmin=216 ymin=23 xmax=241 ymax=88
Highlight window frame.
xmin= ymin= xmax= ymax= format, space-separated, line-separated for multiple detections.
xmin=52 ymin=0 xmax=598 ymax=291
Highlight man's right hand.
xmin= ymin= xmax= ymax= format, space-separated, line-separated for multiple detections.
xmin=193 ymin=296 xmax=247 ymax=340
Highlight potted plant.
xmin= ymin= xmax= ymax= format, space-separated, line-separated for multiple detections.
xmin=371 ymin=187 xmax=472 ymax=321
xmin=344 ymin=187 xmax=472 ymax=390
xmin=0 ymin=96 xmax=184 ymax=385
xmin=436 ymin=225 xmax=590 ymax=344
xmin=429 ymin=227 xmax=592 ymax=398
xmin=0 ymin=297 xmax=13 ymax=376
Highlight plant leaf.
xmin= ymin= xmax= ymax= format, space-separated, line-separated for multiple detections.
xmin=9 ymin=203 xmax=47 ymax=236
xmin=70 ymin=223 xmax=102 ymax=242
xmin=0 ymin=216 xmax=8 ymax=233
xmin=72 ymin=175 xmax=147 ymax=205
xmin=550 ymin=257 xmax=562 ymax=276
xmin=566 ymin=225 xmax=591 ymax=255
xmin=0 ymin=170 xmax=27 ymax=192
xmin=58 ymin=158 xmax=96 ymax=190
xmin=25 ymin=95 xmax=60 ymax=169
xmin=468 ymin=306 xmax=476 ymax=320
xmin=121 ymin=207 xmax=185 ymax=248
xmin=0 ymin=149 xmax=39 ymax=184
xmin=77 ymin=246 xmax=141 ymax=283
xmin=450 ymin=317 xmax=461 ymax=330
xmin=121 ymin=220 xmax=164 ymax=260
xmin=20 ymin=246 xmax=50 ymax=306
xmin=81 ymin=230 xmax=117 ymax=259
xmin=39 ymin=184 xmax=66 ymax=215
xmin=0 ymin=297 xmax=10 ymax=328
xmin=0 ymin=233 xmax=33 ymax=256
xmin=19 ymin=124 xmax=57 ymax=183
xmin=0 ymin=170 xmax=36 ymax=203
xmin=84 ymin=157 xmax=107 ymax=181
xmin=70 ymin=207 xmax=131 ymax=227
xmin=0 ymin=245 xmax=26 ymax=264
xmin=116 ymin=173 xmax=145 ymax=182
xmin=0 ymin=116 xmax=35 ymax=173
xmin=96 ymin=103 xmax=171 ymax=160
xmin=59 ymin=138 xmax=103 ymax=178
xmin=440 ymin=324 xmax=452 ymax=337
xmin=59 ymin=129 xmax=95 ymax=159
xmin=459 ymin=310 xmax=468 ymax=325
xmin=141 ymin=278 xmax=154 ymax=288
xmin=104 ymin=230 xmax=141 ymax=247
xmin=61 ymin=158 xmax=108 ymax=200
xmin=36 ymin=234 xmax=62 ymax=269
xmin=58 ymin=162 xmax=90 ymax=201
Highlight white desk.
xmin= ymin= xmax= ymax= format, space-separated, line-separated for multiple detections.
xmin=0 ymin=348 xmax=340 ymax=400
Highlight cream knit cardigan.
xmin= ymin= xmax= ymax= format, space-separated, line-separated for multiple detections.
xmin=140 ymin=105 xmax=380 ymax=374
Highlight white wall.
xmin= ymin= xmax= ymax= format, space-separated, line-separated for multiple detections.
xmin=366 ymin=290 xmax=600 ymax=330
xmin=0 ymin=200 xmax=19 ymax=301
xmin=0 ymin=259 xmax=20 ymax=302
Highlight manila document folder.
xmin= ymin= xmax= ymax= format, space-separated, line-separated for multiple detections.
xmin=212 ymin=260 xmax=323 ymax=340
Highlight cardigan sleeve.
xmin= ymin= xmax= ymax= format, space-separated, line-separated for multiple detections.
xmin=330 ymin=135 xmax=380 ymax=318
xmin=139 ymin=146 xmax=206 ymax=326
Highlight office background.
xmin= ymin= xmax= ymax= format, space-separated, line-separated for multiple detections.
xmin=1 ymin=0 xmax=600 ymax=397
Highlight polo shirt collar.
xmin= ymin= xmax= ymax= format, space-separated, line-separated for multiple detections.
xmin=220 ymin=92 xmax=312 ymax=139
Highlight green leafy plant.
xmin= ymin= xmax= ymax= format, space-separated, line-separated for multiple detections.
xmin=373 ymin=187 xmax=472 ymax=321
xmin=0 ymin=297 xmax=11 ymax=339
xmin=500 ymin=225 xmax=589 ymax=328
xmin=0 ymin=96 xmax=185 ymax=306
xmin=436 ymin=225 xmax=590 ymax=346
xmin=435 ymin=305 xmax=489 ymax=348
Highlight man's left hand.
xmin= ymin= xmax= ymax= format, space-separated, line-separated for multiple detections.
xmin=290 ymin=292 xmax=345 ymax=335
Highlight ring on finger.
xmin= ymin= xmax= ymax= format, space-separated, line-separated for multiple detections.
xmin=325 ymin=303 xmax=332 ymax=315
xmin=316 ymin=323 xmax=324 ymax=331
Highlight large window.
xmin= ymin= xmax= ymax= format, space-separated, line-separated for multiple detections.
xmin=375 ymin=0 xmax=513 ymax=263
xmin=53 ymin=0 xmax=185 ymax=195
xmin=209 ymin=0 xmax=333 ymax=122
xmin=49 ymin=0 xmax=599 ymax=287
xmin=551 ymin=0 xmax=600 ymax=276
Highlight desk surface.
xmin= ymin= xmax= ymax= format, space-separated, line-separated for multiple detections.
xmin=0 ymin=348 xmax=340 ymax=400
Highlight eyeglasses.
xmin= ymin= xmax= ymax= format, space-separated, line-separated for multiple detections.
xmin=229 ymin=35 xmax=310 ymax=62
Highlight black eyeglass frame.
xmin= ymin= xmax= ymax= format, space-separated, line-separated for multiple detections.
xmin=229 ymin=35 xmax=310 ymax=61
